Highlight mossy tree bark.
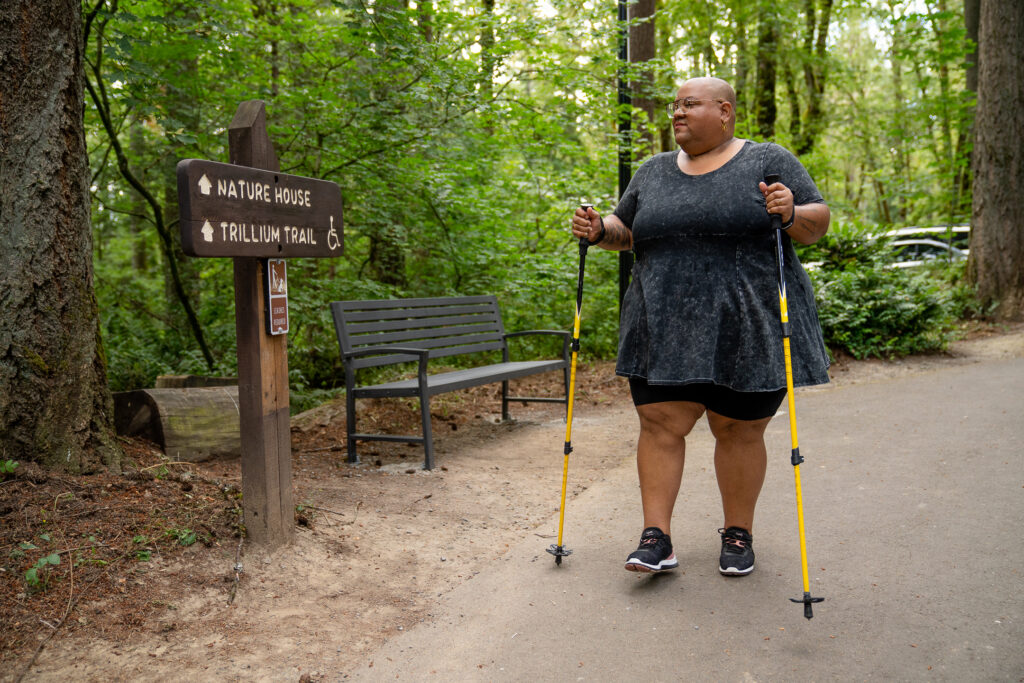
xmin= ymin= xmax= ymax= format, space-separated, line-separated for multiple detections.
xmin=0 ymin=0 xmax=120 ymax=472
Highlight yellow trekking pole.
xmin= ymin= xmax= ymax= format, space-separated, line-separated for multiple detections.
xmin=547 ymin=204 xmax=593 ymax=566
xmin=765 ymin=174 xmax=824 ymax=619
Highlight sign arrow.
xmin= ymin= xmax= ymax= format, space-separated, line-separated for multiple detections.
xmin=202 ymin=220 xmax=214 ymax=242
xmin=198 ymin=174 xmax=212 ymax=195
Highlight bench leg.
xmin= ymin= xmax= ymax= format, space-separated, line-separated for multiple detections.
xmin=501 ymin=379 xmax=510 ymax=422
xmin=346 ymin=390 xmax=359 ymax=464
xmin=420 ymin=393 xmax=435 ymax=470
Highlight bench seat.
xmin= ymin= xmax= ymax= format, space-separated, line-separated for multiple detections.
xmin=355 ymin=360 xmax=570 ymax=398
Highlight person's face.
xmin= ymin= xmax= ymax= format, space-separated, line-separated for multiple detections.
xmin=670 ymin=83 xmax=726 ymax=149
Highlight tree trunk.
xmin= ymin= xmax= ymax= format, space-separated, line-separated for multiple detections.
xmin=656 ymin=5 xmax=674 ymax=152
xmin=755 ymin=14 xmax=778 ymax=139
xmin=367 ymin=224 xmax=407 ymax=287
xmin=796 ymin=0 xmax=832 ymax=155
xmin=732 ymin=16 xmax=750 ymax=123
xmin=0 ymin=0 xmax=120 ymax=472
xmin=955 ymin=0 xmax=980 ymax=215
xmin=629 ymin=0 xmax=657 ymax=157
xmin=969 ymin=0 xmax=1024 ymax=320
xmin=418 ymin=0 xmax=433 ymax=42
xmin=480 ymin=0 xmax=496 ymax=102
xmin=888 ymin=6 xmax=910 ymax=223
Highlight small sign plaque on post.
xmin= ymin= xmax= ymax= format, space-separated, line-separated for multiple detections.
xmin=265 ymin=259 xmax=288 ymax=335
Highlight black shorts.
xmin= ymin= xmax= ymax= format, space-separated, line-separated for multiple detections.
xmin=628 ymin=378 xmax=787 ymax=421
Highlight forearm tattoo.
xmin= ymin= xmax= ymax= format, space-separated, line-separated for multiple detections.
xmin=599 ymin=223 xmax=633 ymax=251
xmin=787 ymin=206 xmax=826 ymax=243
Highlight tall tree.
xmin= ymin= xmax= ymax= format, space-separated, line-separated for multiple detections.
xmin=83 ymin=0 xmax=216 ymax=371
xmin=956 ymin=0 xmax=980 ymax=213
xmin=886 ymin=0 xmax=911 ymax=223
xmin=629 ymin=0 xmax=657 ymax=157
xmin=0 ymin=0 xmax=119 ymax=471
xmin=754 ymin=10 xmax=778 ymax=138
xmin=969 ymin=0 xmax=1024 ymax=319
xmin=794 ymin=0 xmax=833 ymax=154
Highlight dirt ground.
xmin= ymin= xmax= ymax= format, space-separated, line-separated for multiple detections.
xmin=2 ymin=322 xmax=1022 ymax=682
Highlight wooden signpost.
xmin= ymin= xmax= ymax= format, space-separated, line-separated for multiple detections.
xmin=177 ymin=100 xmax=343 ymax=548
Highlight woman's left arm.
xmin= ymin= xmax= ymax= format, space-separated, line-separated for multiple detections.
xmin=786 ymin=202 xmax=830 ymax=245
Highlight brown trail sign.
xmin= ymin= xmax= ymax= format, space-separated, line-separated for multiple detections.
xmin=177 ymin=159 xmax=343 ymax=258
xmin=177 ymin=100 xmax=343 ymax=548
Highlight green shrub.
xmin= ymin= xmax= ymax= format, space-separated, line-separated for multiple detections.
xmin=796 ymin=219 xmax=985 ymax=360
xmin=809 ymin=264 xmax=955 ymax=359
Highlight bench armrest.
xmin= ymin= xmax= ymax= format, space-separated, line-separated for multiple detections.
xmin=342 ymin=346 xmax=431 ymax=392
xmin=342 ymin=346 xmax=430 ymax=361
xmin=502 ymin=330 xmax=571 ymax=362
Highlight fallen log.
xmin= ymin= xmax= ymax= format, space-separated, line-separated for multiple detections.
xmin=113 ymin=387 xmax=241 ymax=461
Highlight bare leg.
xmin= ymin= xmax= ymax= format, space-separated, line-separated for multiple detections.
xmin=707 ymin=411 xmax=772 ymax=532
xmin=635 ymin=401 xmax=705 ymax=536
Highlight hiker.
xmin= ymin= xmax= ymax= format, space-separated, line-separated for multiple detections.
xmin=570 ymin=76 xmax=830 ymax=576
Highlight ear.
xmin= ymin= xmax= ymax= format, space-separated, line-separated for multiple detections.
xmin=719 ymin=100 xmax=734 ymax=127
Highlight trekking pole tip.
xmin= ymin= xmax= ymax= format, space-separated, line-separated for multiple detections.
xmin=546 ymin=544 xmax=572 ymax=566
xmin=790 ymin=592 xmax=825 ymax=620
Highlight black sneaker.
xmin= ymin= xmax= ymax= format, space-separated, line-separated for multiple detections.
xmin=624 ymin=527 xmax=678 ymax=573
xmin=719 ymin=527 xmax=755 ymax=576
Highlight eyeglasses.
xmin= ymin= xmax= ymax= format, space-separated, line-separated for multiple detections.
xmin=666 ymin=98 xmax=724 ymax=116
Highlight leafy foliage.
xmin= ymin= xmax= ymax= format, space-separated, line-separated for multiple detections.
xmin=802 ymin=222 xmax=977 ymax=360
xmin=25 ymin=553 xmax=61 ymax=591
xmin=82 ymin=0 xmax=983 ymax=405
xmin=811 ymin=266 xmax=954 ymax=359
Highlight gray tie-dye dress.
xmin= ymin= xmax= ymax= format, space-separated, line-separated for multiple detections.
xmin=613 ymin=141 xmax=831 ymax=392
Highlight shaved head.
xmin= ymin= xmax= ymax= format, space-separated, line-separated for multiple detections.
xmin=681 ymin=77 xmax=737 ymax=111
xmin=676 ymin=77 xmax=737 ymax=129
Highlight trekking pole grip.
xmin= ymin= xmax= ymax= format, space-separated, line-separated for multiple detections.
xmin=764 ymin=174 xmax=783 ymax=232
xmin=579 ymin=203 xmax=595 ymax=255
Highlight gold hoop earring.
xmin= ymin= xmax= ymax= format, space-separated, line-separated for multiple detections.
xmin=722 ymin=121 xmax=727 ymax=132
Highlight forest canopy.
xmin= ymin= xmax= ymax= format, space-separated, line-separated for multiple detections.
xmin=83 ymin=0 xmax=977 ymax=402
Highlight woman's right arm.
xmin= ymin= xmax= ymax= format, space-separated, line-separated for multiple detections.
xmin=571 ymin=207 xmax=633 ymax=251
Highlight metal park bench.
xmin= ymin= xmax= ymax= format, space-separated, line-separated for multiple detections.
xmin=330 ymin=295 xmax=571 ymax=469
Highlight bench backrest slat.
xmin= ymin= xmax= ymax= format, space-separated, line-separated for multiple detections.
xmin=344 ymin=303 xmax=499 ymax=323
xmin=346 ymin=312 xmax=500 ymax=335
xmin=350 ymin=322 xmax=502 ymax=348
xmin=330 ymin=295 xmax=509 ymax=371
xmin=336 ymin=295 xmax=495 ymax=311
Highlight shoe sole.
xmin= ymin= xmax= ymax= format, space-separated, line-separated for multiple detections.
xmin=719 ymin=564 xmax=754 ymax=576
xmin=625 ymin=555 xmax=678 ymax=573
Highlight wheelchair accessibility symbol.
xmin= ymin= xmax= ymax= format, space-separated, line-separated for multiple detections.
xmin=327 ymin=215 xmax=342 ymax=252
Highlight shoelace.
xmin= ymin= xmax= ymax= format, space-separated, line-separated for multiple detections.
xmin=640 ymin=536 xmax=660 ymax=547
xmin=722 ymin=535 xmax=748 ymax=552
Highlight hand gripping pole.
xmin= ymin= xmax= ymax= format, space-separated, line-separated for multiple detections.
xmin=765 ymin=175 xmax=824 ymax=619
xmin=547 ymin=205 xmax=592 ymax=565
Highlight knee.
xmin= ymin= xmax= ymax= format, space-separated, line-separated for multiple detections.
xmin=707 ymin=414 xmax=770 ymax=444
xmin=637 ymin=403 xmax=701 ymax=443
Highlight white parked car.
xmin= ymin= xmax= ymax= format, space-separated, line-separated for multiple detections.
xmin=889 ymin=238 xmax=968 ymax=268
xmin=883 ymin=224 xmax=970 ymax=248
